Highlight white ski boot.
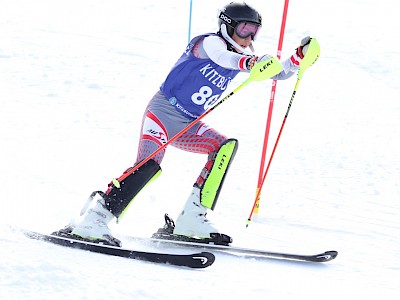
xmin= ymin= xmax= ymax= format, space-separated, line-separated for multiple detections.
xmin=173 ymin=186 xmax=220 ymax=238
xmin=71 ymin=193 xmax=120 ymax=246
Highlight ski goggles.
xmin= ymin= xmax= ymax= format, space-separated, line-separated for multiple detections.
xmin=235 ymin=22 xmax=261 ymax=40
xmin=218 ymin=11 xmax=261 ymax=40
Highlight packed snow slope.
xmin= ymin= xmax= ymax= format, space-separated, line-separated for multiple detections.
xmin=1 ymin=0 xmax=399 ymax=299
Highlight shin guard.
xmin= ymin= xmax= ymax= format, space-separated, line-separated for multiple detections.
xmin=200 ymin=138 xmax=238 ymax=210
xmin=105 ymin=159 xmax=161 ymax=219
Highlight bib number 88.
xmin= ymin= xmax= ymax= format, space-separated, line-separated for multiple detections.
xmin=191 ymin=86 xmax=220 ymax=110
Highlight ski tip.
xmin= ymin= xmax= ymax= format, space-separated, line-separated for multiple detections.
xmin=192 ymin=252 xmax=215 ymax=268
xmin=327 ymin=250 xmax=338 ymax=259
xmin=315 ymin=250 xmax=338 ymax=262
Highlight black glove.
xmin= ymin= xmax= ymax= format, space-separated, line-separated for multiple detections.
xmin=245 ymin=54 xmax=273 ymax=70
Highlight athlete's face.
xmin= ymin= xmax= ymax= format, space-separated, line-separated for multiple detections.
xmin=231 ymin=32 xmax=252 ymax=51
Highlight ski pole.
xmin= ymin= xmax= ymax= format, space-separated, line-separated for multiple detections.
xmin=253 ymin=0 xmax=290 ymax=215
xmin=246 ymin=38 xmax=320 ymax=226
xmin=112 ymin=57 xmax=283 ymax=187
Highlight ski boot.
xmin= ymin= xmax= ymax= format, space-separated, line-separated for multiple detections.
xmin=52 ymin=191 xmax=121 ymax=247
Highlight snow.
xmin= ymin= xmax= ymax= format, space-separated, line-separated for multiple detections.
xmin=1 ymin=0 xmax=399 ymax=299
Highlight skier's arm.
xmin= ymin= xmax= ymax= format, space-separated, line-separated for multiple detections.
xmin=198 ymin=35 xmax=312 ymax=80
xmin=201 ymin=35 xmax=295 ymax=78
xmin=272 ymin=36 xmax=313 ymax=80
xmin=199 ymin=35 xmax=254 ymax=71
xmin=271 ymin=58 xmax=298 ymax=80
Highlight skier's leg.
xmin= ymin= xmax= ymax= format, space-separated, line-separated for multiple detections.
xmin=171 ymin=124 xmax=238 ymax=239
xmin=70 ymin=93 xmax=170 ymax=243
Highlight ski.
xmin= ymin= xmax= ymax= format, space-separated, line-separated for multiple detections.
xmin=126 ymin=236 xmax=338 ymax=263
xmin=22 ymin=230 xmax=215 ymax=269
xmin=139 ymin=214 xmax=338 ymax=263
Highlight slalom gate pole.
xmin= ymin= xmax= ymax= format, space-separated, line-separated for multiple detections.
xmin=112 ymin=57 xmax=283 ymax=187
xmin=187 ymin=0 xmax=193 ymax=43
xmin=247 ymin=78 xmax=301 ymax=226
xmin=253 ymin=0 xmax=290 ymax=215
xmin=246 ymin=38 xmax=321 ymax=227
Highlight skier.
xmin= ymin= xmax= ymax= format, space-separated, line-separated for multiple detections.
xmin=57 ymin=2 xmax=312 ymax=246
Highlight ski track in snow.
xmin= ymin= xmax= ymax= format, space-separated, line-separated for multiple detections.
xmin=1 ymin=0 xmax=399 ymax=299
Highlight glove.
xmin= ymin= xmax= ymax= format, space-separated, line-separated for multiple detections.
xmin=244 ymin=54 xmax=272 ymax=70
xmin=290 ymin=36 xmax=312 ymax=67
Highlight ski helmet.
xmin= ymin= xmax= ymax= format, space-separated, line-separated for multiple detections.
xmin=218 ymin=2 xmax=262 ymax=40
